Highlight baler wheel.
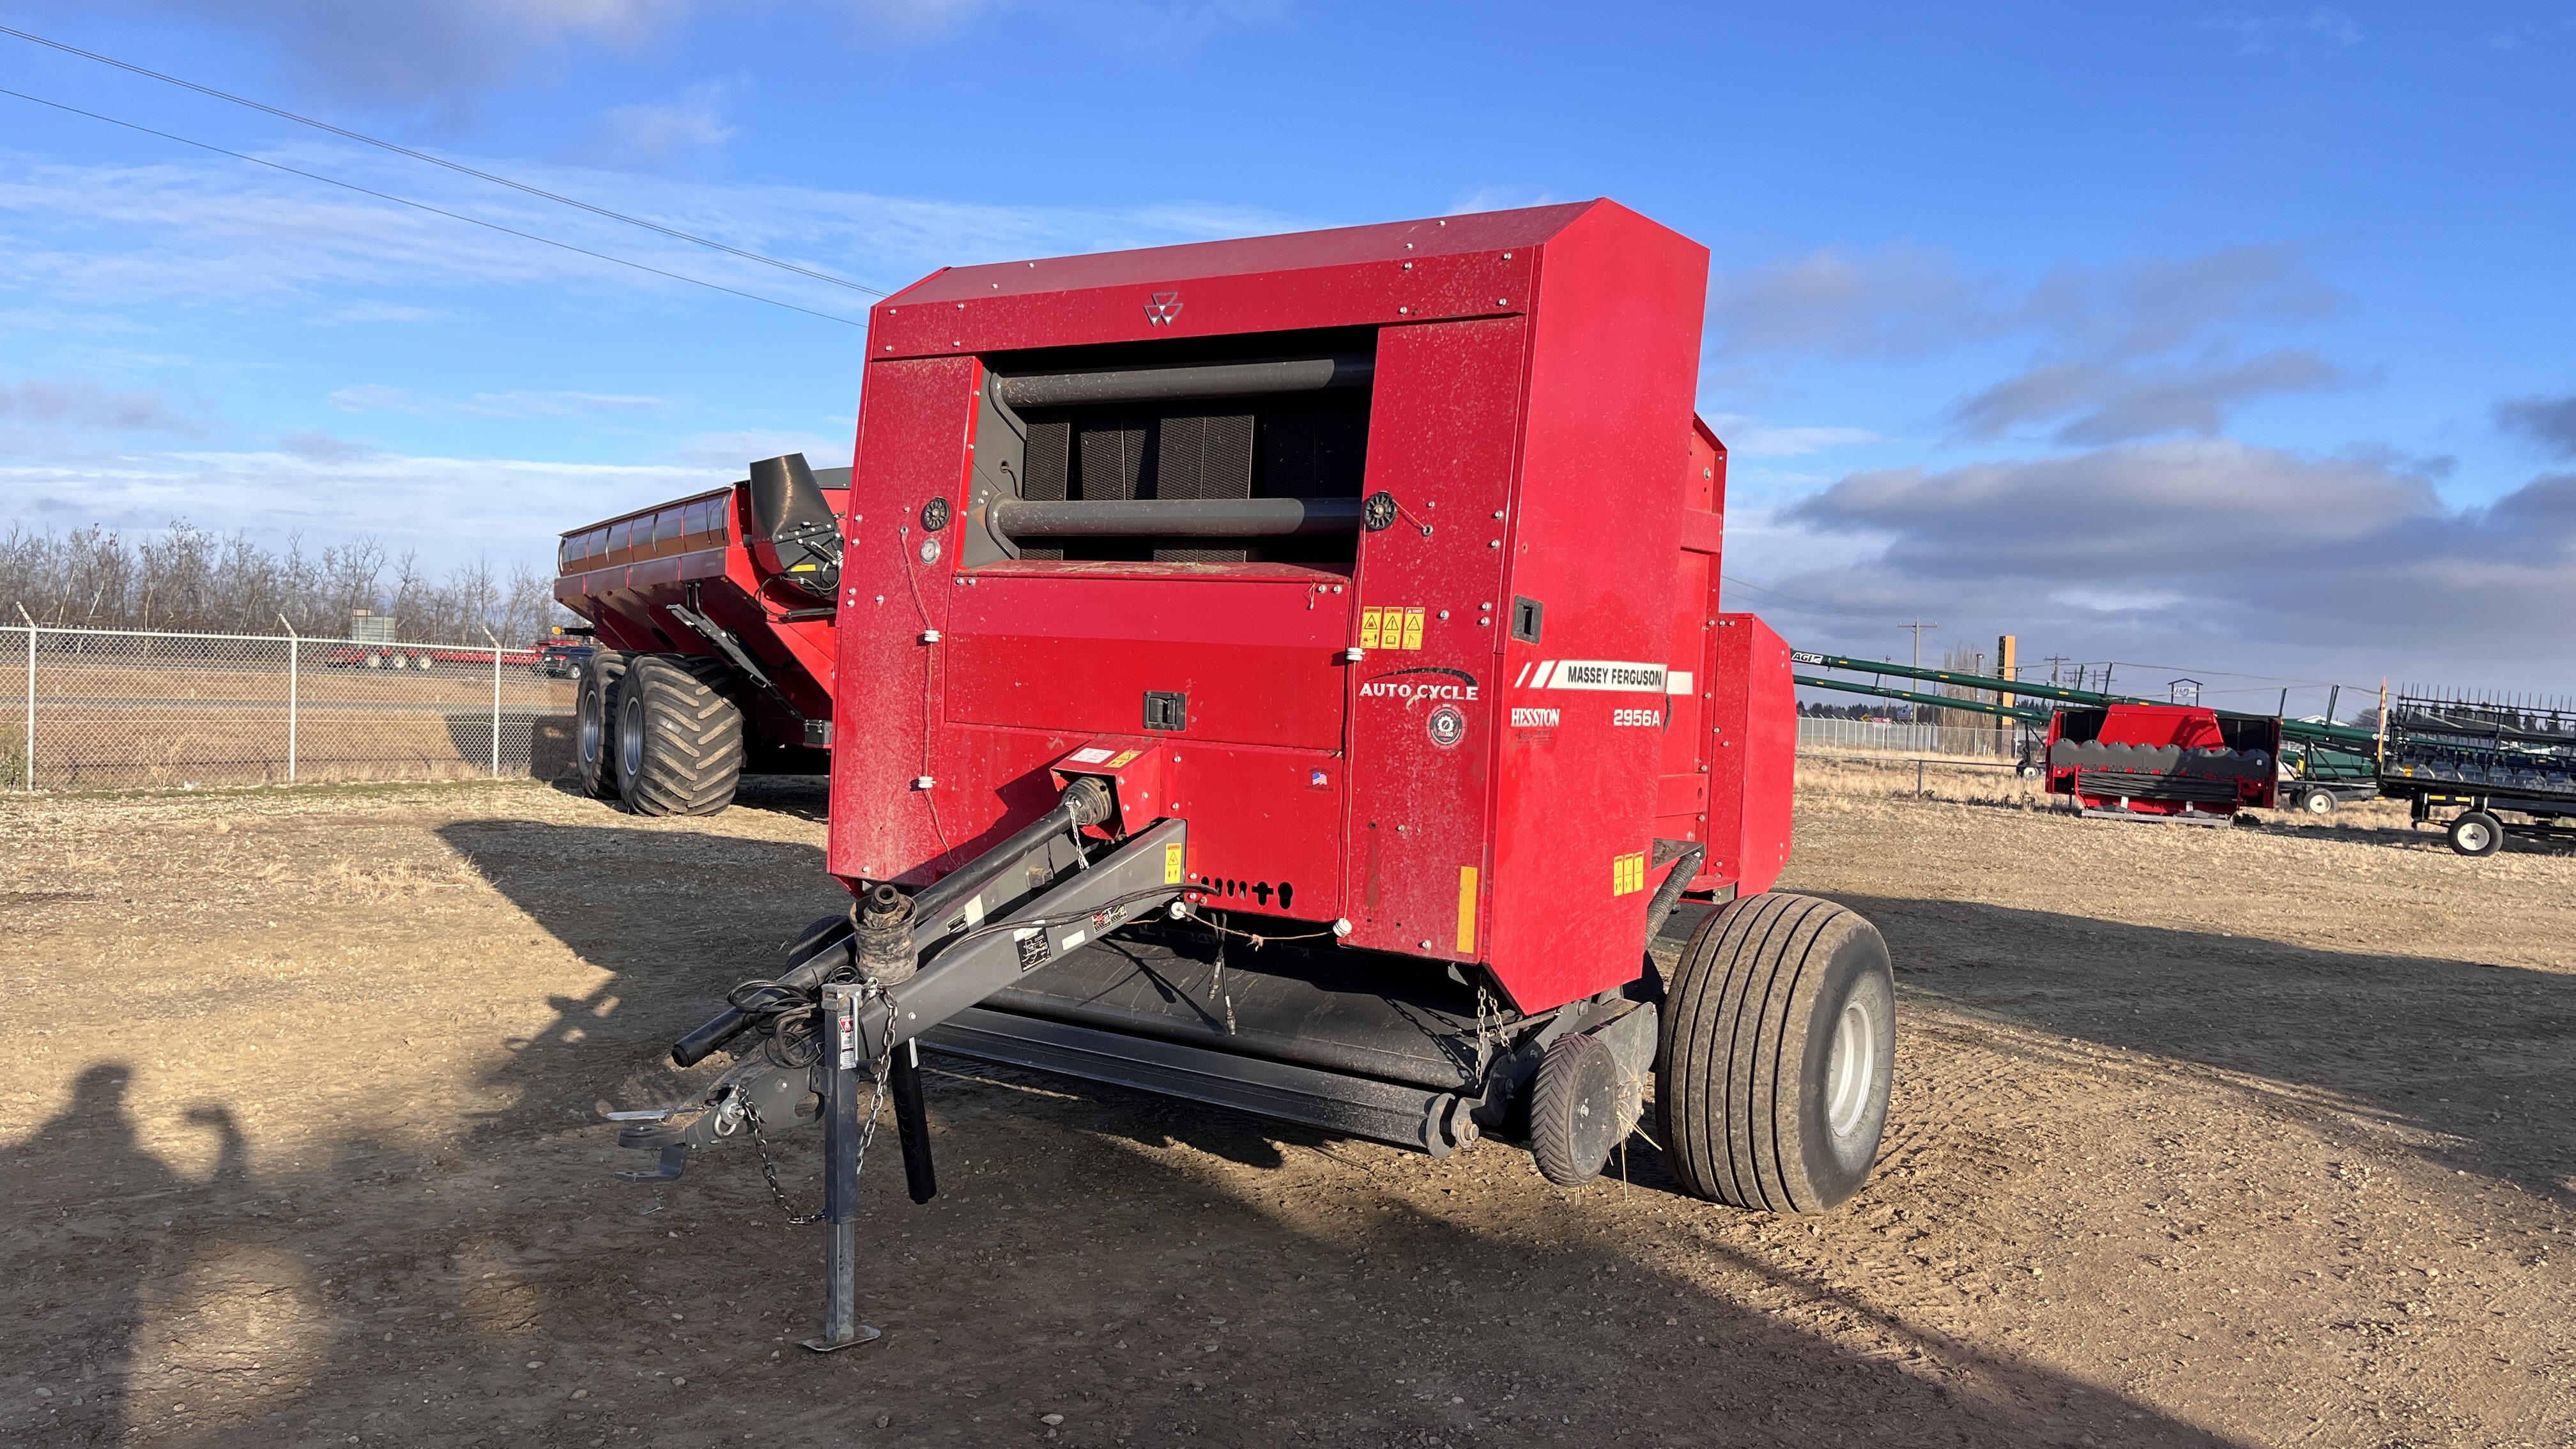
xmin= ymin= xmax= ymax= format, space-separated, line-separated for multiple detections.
xmin=617 ymin=654 xmax=744 ymax=816
xmin=574 ymin=652 xmax=631 ymax=799
xmin=1656 ymin=892 xmax=1894 ymax=1213
xmin=2447 ymin=810 xmax=2503 ymax=857
xmin=1528 ymin=1031 xmax=1641 ymax=1188
xmin=2299 ymin=787 xmax=2336 ymax=815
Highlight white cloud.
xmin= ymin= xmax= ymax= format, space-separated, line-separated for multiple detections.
xmin=1756 ymin=439 xmax=2576 ymax=683
xmin=671 ymin=429 xmax=847 ymax=470
xmin=328 ymin=385 xmax=671 ymax=419
xmin=1 ymin=443 xmax=719 ymax=563
xmin=0 ymin=143 xmax=1312 ymax=319
xmin=578 ymin=80 xmax=741 ymax=167
xmin=0 ymin=376 xmax=211 ymax=435
xmin=1701 ymin=413 xmax=1882 ymax=458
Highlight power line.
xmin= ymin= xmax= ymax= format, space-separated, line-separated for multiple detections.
xmin=0 ymin=86 xmax=866 ymax=328
xmin=0 ymin=22 xmax=887 ymax=299
xmin=1719 ymin=574 xmax=1898 ymax=624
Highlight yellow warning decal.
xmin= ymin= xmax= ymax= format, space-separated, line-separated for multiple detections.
xmin=1358 ymin=605 xmax=1430 ymax=651
xmin=1107 ymin=749 xmax=1142 ymax=769
xmin=1456 ymin=866 xmax=1480 ymax=954
xmin=1164 ymin=841 xmax=1184 ymax=885
xmin=1612 ymin=850 xmax=1647 ymax=896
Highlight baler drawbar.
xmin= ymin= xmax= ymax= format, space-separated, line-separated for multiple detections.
xmin=607 ymin=201 xmax=1900 ymax=1353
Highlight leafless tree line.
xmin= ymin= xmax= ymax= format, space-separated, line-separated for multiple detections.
xmin=1 ymin=521 xmax=571 ymax=643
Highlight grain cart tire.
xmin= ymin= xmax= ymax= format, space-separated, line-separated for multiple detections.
xmin=2448 ymin=810 xmax=2504 ymax=857
xmin=1657 ymin=892 xmax=1894 ymax=1213
xmin=617 ymin=654 xmax=744 ymax=816
xmin=1528 ymin=1031 xmax=1641 ymax=1188
xmin=574 ymin=652 xmax=631 ymax=799
xmin=2300 ymin=786 xmax=2336 ymax=815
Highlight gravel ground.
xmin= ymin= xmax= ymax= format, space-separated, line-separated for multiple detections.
xmin=2 ymin=772 xmax=2571 ymax=1448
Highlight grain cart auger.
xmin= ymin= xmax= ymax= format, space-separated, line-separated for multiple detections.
xmin=605 ymin=200 xmax=1899 ymax=1353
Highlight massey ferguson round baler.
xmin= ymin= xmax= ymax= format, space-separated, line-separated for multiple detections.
xmin=612 ymin=199 xmax=1898 ymax=1352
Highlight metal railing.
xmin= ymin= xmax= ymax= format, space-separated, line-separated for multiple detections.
xmin=3 ymin=615 xmax=573 ymax=792
xmin=1796 ymin=717 xmax=2035 ymax=758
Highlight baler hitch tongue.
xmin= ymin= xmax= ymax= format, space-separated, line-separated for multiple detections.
xmin=622 ymin=774 xmax=1179 ymax=1352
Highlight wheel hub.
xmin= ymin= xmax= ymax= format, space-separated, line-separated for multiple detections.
xmin=1823 ymin=999 xmax=1879 ymax=1139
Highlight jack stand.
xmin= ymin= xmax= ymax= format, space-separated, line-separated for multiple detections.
xmin=803 ymin=982 xmax=882 ymax=1354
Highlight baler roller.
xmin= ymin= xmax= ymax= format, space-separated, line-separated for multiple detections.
xmin=991 ymin=354 xmax=1372 ymax=410
xmin=988 ymin=496 xmax=1362 ymax=540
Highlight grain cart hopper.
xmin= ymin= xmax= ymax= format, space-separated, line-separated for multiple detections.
xmin=553 ymin=456 xmax=850 ymax=813
xmin=609 ymin=201 xmax=1898 ymax=1352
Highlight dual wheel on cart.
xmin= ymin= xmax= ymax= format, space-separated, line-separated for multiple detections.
xmin=1527 ymin=891 xmax=1896 ymax=1211
xmin=573 ymin=650 xmax=747 ymax=816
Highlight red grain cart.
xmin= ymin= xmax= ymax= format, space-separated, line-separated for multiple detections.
xmin=613 ymin=201 xmax=1899 ymax=1351
xmin=2045 ymin=702 xmax=2282 ymax=824
xmin=553 ymin=459 xmax=847 ymax=813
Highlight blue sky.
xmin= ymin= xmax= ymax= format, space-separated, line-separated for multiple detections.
xmin=1 ymin=1 xmax=2571 ymax=702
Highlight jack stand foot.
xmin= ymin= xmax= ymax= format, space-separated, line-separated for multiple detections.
xmin=801 ymin=1324 xmax=882 ymax=1354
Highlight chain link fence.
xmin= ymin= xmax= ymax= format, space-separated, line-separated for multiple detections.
xmin=3 ymin=621 xmax=575 ymax=792
xmin=1797 ymin=716 xmax=2037 ymax=759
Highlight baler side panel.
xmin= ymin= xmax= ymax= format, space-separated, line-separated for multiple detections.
xmin=1484 ymin=207 xmax=1712 ymax=1013
xmin=944 ymin=574 xmax=1349 ymax=751
xmin=1706 ymin=613 xmax=1795 ymax=896
xmin=829 ymin=356 xmax=981 ymax=885
xmin=1340 ymin=319 xmax=1524 ymax=960
xmin=1660 ymin=423 xmax=1729 ymax=872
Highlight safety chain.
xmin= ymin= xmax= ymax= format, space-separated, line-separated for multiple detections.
xmin=1473 ymin=985 xmax=1498 ymax=1070
xmin=739 ymin=1047 xmax=892 ymax=1226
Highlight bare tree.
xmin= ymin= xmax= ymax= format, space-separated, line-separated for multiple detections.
xmin=1 ymin=520 xmax=574 ymax=640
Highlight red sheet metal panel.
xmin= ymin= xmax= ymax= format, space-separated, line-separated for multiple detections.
xmin=1707 ymin=613 xmax=1796 ymax=897
xmin=945 ymin=571 xmax=1349 ymax=751
xmin=1340 ymin=318 xmax=1524 ymax=963
xmin=829 ymin=356 xmax=981 ymax=884
xmin=870 ymin=208 xmax=1579 ymax=360
xmin=1480 ymin=204 xmax=1710 ymax=1011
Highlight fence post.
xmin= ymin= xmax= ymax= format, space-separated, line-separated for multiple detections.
xmin=15 ymin=604 xmax=32 ymax=792
xmin=279 ymin=615 xmax=300 ymax=785
xmin=484 ymin=627 xmax=503 ymax=779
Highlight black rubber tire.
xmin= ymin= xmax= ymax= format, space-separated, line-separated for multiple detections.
xmin=2300 ymin=787 xmax=2336 ymax=816
xmin=574 ymin=651 xmax=630 ymax=799
xmin=2448 ymin=810 xmax=2504 ymax=857
xmin=1657 ymin=892 xmax=1896 ymax=1213
xmin=1528 ymin=1031 xmax=1640 ymax=1188
xmin=617 ymin=654 xmax=744 ymax=816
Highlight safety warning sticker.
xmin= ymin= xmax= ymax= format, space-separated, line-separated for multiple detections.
xmin=1358 ymin=606 xmax=1429 ymax=651
xmin=1068 ymin=747 xmax=1114 ymax=764
xmin=1612 ymin=850 xmax=1648 ymax=896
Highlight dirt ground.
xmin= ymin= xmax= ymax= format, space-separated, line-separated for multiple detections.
xmin=4 ymin=765 xmax=2573 ymax=1449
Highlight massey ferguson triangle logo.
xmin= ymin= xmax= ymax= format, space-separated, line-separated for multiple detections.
xmin=1144 ymin=291 xmax=1183 ymax=326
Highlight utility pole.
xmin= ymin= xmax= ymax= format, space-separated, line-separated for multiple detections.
xmin=1995 ymin=634 xmax=2018 ymax=758
xmin=2041 ymin=655 xmax=2070 ymax=687
xmin=1900 ymin=620 xmax=1940 ymax=672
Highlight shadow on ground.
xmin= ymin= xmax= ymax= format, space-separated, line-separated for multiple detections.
xmin=5 ymin=799 xmax=2254 ymax=1448
xmin=1817 ymin=892 xmax=2576 ymax=1205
